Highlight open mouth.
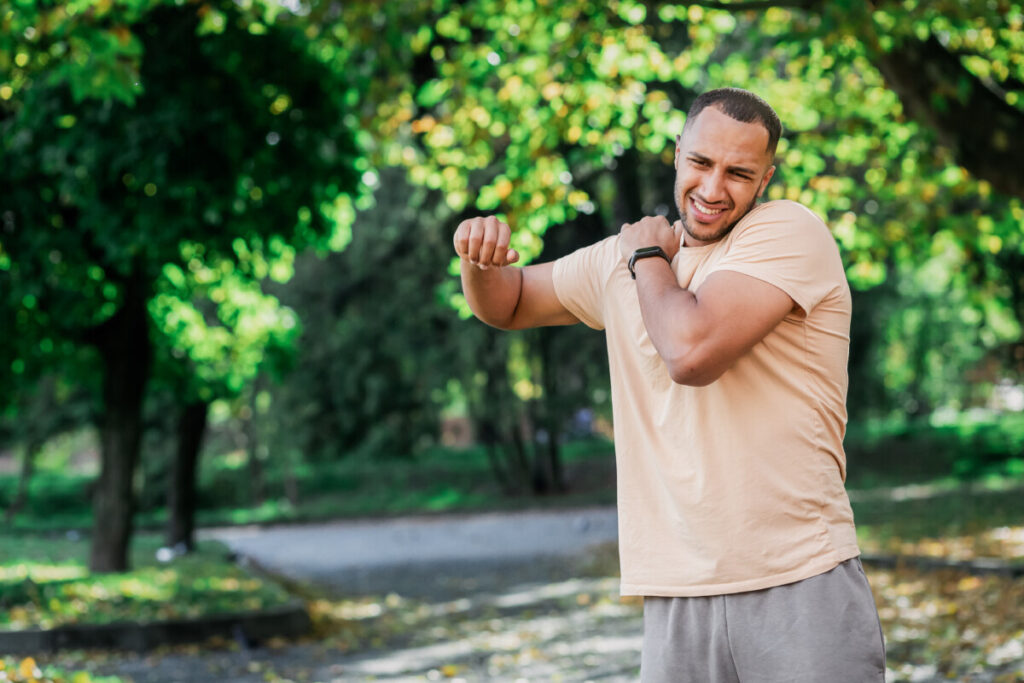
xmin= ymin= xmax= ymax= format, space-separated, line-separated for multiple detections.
xmin=690 ymin=197 xmax=727 ymax=221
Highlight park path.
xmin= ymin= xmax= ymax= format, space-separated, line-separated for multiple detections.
xmin=84 ymin=505 xmax=1022 ymax=682
xmin=92 ymin=506 xmax=645 ymax=682
xmin=200 ymin=506 xmax=620 ymax=598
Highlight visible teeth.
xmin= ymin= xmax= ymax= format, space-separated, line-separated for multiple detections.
xmin=693 ymin=199 xmax=724 ymax=215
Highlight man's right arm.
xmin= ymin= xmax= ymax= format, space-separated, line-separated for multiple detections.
xmin=454 ymin=216 xmax=580 ymax=330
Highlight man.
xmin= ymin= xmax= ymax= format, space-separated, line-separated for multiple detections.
xmin=453 ymin=87 xmax=886 ymax=681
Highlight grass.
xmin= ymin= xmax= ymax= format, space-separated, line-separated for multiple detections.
xmin=0 ymin=657 xmax=124 ymax=682
xmin=0 ymin=534 xmax=294 ymax=630
xmin=1 ymin=437 xmax=619 ymax=532
xmin=852 ymin=478 xmax=1024 ymax=562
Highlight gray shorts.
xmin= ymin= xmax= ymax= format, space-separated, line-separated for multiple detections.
xmin=641 ymin=557 xmax=886 ymax=682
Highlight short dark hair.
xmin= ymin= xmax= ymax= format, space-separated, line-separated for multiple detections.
xmin=684 ymin=88 xmax=782 ymax=157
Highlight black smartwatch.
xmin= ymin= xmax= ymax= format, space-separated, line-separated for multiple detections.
xmin=628 ymin=246 xmax=671 ymax=280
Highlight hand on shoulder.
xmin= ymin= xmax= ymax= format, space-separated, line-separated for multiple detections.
xmin=617 ymin=215 xmax=682 ymax=261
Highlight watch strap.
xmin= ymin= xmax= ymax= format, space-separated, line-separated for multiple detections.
xmin=628 ymin=246 xmax=671 ymax=280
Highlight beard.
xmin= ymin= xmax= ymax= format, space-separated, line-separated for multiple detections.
xmin=675 ymin=190 xmax=759 ymax=246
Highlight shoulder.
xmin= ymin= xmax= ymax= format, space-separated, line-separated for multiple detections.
xmin=735 ymin=200 xmax=829 ymax=234
xmin=554 ymin=233 xmax=621 ymax=276
xmin=728 ymin=201 xmax=837 ymax=251
xmin=551 ymin=233 xmax=621 ymax=330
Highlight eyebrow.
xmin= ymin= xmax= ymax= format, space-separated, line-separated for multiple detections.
xmin=688 ymin=152 xmax=757 ymax=177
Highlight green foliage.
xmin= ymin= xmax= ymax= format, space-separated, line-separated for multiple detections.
xmin=329 ymin=0 xmax=1024 ymax=424
xmin=0 ymin=0 xmax=362 ymax=370
xmin=1 ymin=0 xmax=365 ymax=568
xmin=337 ymin=0 xmax=713 ymax=261
xmin=1 ymin=438 xmax=616 ymax=531
xmin=0 ymin=534 xmax=292 ymax=629
xmin=3 ymin=0 xmax=1024 ymax=529
xmin=845 ymin=411 xmax=1024 ymax=488
xmin=149 ymin=252 xmax=302 ymax=400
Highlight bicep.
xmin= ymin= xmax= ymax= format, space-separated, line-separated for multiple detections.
xmin=508 ymin=262 xmax=580 ymax=329
xmin=686 ymin=270 xmax=795 ymax=381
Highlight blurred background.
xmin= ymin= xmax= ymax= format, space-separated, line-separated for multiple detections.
xmin=1 ymin=1 xmax=1023 ymax=681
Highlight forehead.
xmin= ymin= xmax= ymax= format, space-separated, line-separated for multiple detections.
xmin=680 ymin=106 xmax=772 ymax=168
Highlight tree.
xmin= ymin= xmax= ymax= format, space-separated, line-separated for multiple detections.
xmin=149 ymin=251 xmax=302 ymax=550
xmin=0 ymin=1 xmax=360 ymax=570
xmin=342 ymin=0 xmax=1022 ymax=414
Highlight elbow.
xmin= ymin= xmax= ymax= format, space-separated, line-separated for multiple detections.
xmin=466 ymin=297 xmax=516 ymax=330
xmin=474 ymin=311 xmax=516 ymax=331
xmin=664 ymin=348 xmax=724 ymax=387
xmin=667 ymin=363 xmax=719 ymax=387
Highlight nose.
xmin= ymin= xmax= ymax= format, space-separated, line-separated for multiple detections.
xmin=698 ymin=169 xmax=727 ymax=204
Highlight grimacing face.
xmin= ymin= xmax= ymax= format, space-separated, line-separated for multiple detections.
xmin=674 ymin=107 xmax=776 ymax=247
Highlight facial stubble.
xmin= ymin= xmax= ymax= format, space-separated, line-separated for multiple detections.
xmin=675 ymin=183 xmax=760 ymax=246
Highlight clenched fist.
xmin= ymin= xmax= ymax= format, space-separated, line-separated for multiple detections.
xmin=454 ymin=216 xmax=520 ymax=270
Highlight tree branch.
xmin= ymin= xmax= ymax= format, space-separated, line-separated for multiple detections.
xmin=870 ymin=34 xmax=1024 ymax=199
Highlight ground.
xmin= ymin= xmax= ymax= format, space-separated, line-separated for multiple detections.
xmin=40 ymin=507 xmax=1024 ymax=682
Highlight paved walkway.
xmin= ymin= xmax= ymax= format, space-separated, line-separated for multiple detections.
xmin=82 ymin=506 xmax=1022 ymax=682
xmin=97 ymin=507 xmax=643 ymax=682
xmin=201 ymin=506 xmax=620 ymax=598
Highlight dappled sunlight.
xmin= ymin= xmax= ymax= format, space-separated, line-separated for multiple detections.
xmin=0 ymin=656 xmax=123 ymax=683
xmin=304 ymin=568 xmax=642 ymax=680
xmin=0 ymin=562 xmax=87 ymax=583
xmin=860 ymin=524 xmax=1024 ymax=561
xmin=314 ymin=564 xmax=1023 ymax=681
xmin=0 ymin=535 xmax=293 ymax=630
xmin=872 ymin=566 xmax=1024 ymax=681
xmin=490 ymin=576 xmax=616 ymax=609
xmin=296 ymin=550 xmax=1024 ymax=682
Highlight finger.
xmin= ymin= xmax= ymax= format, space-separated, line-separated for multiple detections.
xmin=466 ymin=218 xmax=484 ymax=263
xmin=493 ymin=223 xmax=512 ymax=266
xmin=478 ymin=216 xmax=499 ymax=266
xmin=453 ymin=220 xmax=470 ymax=258
xmin=505 ymin=248 xmax=520 ymax=265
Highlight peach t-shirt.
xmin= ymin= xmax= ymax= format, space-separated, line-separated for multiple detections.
xmin=552 ymin=200 xmax=860 ymax=597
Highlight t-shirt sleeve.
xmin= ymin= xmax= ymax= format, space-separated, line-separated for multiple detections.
xmin=707 ymin=201 xmax=843 ymax=315
xmin=551 ymin=234 xmax=620 ymax=330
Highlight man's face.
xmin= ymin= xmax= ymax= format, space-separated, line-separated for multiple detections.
xmin=674 ymin=106 xmax=776 ymax=247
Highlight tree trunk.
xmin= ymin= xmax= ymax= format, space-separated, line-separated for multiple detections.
xmin=537 ymin=328 xmax=567 ymax=493
xmin=166 ymin=400 xmax=209 ymax=552
xmin=868 ymin=34 xmax=1024 ymax=200
xmin=89 ymin=273 xmax=151 ymax=573
xmin=4 ymin=438 xmax=41 ymax=526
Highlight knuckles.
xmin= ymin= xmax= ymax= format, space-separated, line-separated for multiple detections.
xmin=454 ymin=216 xmax=511 ymax=263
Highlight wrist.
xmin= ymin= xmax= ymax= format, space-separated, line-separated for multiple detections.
xmin=628 ymin=246 xmax=672 ymax=279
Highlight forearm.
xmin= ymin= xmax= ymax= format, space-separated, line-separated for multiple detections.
xmin=461 ymin=258 xmax=524 ymax=329
xmin=632 ymin=258 xmax=710 ymax=385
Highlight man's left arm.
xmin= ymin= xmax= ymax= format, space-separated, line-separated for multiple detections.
xmin=620 ymin=216 xmax=795 ymax=387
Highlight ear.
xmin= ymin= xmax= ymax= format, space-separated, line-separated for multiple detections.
xmin=674 ymin=134 xmax=681 ymax=168
xmin=757 ymin=165 xmax=776 ymax=197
